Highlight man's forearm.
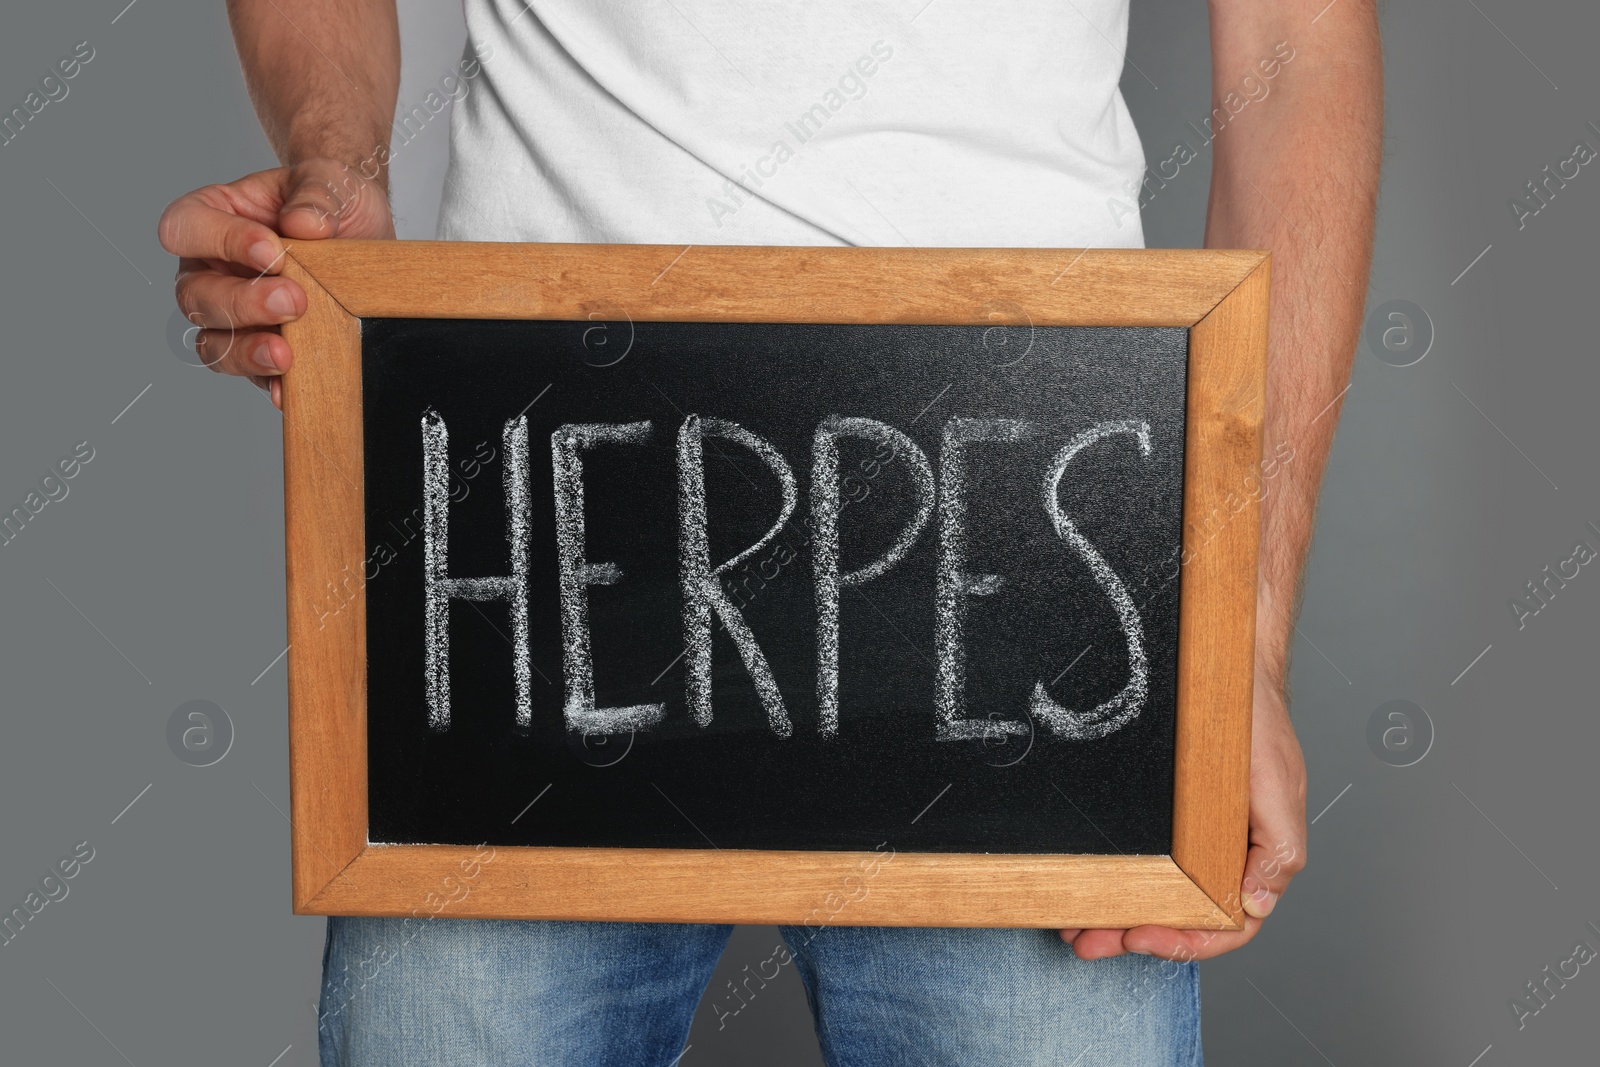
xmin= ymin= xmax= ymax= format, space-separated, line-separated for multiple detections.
xmin=1204 ymin=0 xmax=1383 ymax=689
xmin=226 ymin=0 xmax=400 ymax=187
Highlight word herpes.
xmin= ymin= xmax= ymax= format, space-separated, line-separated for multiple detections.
xmin=420 ymin=411 xmax=1155 ymax=743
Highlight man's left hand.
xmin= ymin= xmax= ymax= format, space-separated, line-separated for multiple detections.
xmin=1060 ymin=667 xmax=1307 ymax=961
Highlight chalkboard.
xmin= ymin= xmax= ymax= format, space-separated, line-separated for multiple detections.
xmin=361 ymin=319 xmax=1188 ymax=855
xmin=280 ymin=243 xmax=1267 ymax=929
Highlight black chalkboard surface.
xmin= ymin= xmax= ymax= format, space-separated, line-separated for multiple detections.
xmin=360 ymin=318 xmax=1189 ymax=856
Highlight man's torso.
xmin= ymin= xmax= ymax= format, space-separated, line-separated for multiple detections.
xmin=438 ymin=0 xmax=1147 ymax=247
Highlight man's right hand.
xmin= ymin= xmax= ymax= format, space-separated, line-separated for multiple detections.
xmin=157 ymin=158 xmax=394 ymax=409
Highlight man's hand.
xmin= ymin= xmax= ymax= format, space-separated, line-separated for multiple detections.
xmin=1062 ymin=0 xmax=1378 ymax=961
xmin=162 ymin=0 xmax=401 ymax=406
xmin=1061 ymin=664 xmax=1307 ymax=962
xmin=158 ymin=159 xmax=394 ymax=408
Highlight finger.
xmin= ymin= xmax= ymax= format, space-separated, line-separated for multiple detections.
xmin=1058 ymin=928 xmax=1082 ymax=945
xmin=1121 ymin=920 xmax=1261 ymax=962
xmin=1069 ymin=928 xmax=1130 ymax=961
xmin=195 ymin=327 xmax=289 ymax=378
xmin=175 ymin=266 xmax=305 ymax=332
xmin=246 ymin=375 xmax=285 ymax=411
xmin=158 ymin=187 xmax=286 ymax=272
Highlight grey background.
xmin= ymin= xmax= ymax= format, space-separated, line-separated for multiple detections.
xmin=0 ymin=1 xmax=1592 ymax=1063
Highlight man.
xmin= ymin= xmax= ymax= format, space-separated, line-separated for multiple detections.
xmin=159 ymin=1 xmax=1379 ymax=1062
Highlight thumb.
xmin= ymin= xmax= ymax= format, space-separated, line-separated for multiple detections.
xmin=1237 ymin=678 xmax=1307 ymax=921
xmin=277 ymin=160 xmax=365 ymax=240
xmin=1241 ymin=844 xmax=1288 ymax=919
xmin=1239 ymin=782 xmax=1306 ymax=920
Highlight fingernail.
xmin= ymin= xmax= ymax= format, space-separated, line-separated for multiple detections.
xmin=253 ymin=340 xmax=279 ymax=372
xmin=1242 ymin=879 xmax=1277 ymax=919
xmin=286 ymin=202 xmax=334 ymax=232
xmin=248 ymin=240 xmax=281 ymax=271
xmin=266 ymin=286 xmax=298 ymax=317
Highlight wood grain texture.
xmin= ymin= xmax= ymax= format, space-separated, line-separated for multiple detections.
xmin=1169 ymin=260 xmax=1272 ymax=927
xmin=284 ymin=240 xmax=1265 ymax=327
xmin=276 ymin=241 xmax=1267 ymax=927
xmin=300 ymin=846 xmax=1240 ymax=929
xmin=280 ymin=257 xmax=368 ymax=909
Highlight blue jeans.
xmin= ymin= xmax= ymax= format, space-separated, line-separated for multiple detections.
xmin=318 ymin=918 xmax=1201 ymax=1066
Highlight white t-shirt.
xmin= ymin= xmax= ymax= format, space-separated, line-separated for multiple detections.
xmin=438 ymin=0 xmax=1145 ymax=248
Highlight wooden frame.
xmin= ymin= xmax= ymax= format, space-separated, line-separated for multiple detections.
xmin=280 ymin=242 xmax=1269 ymax=930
